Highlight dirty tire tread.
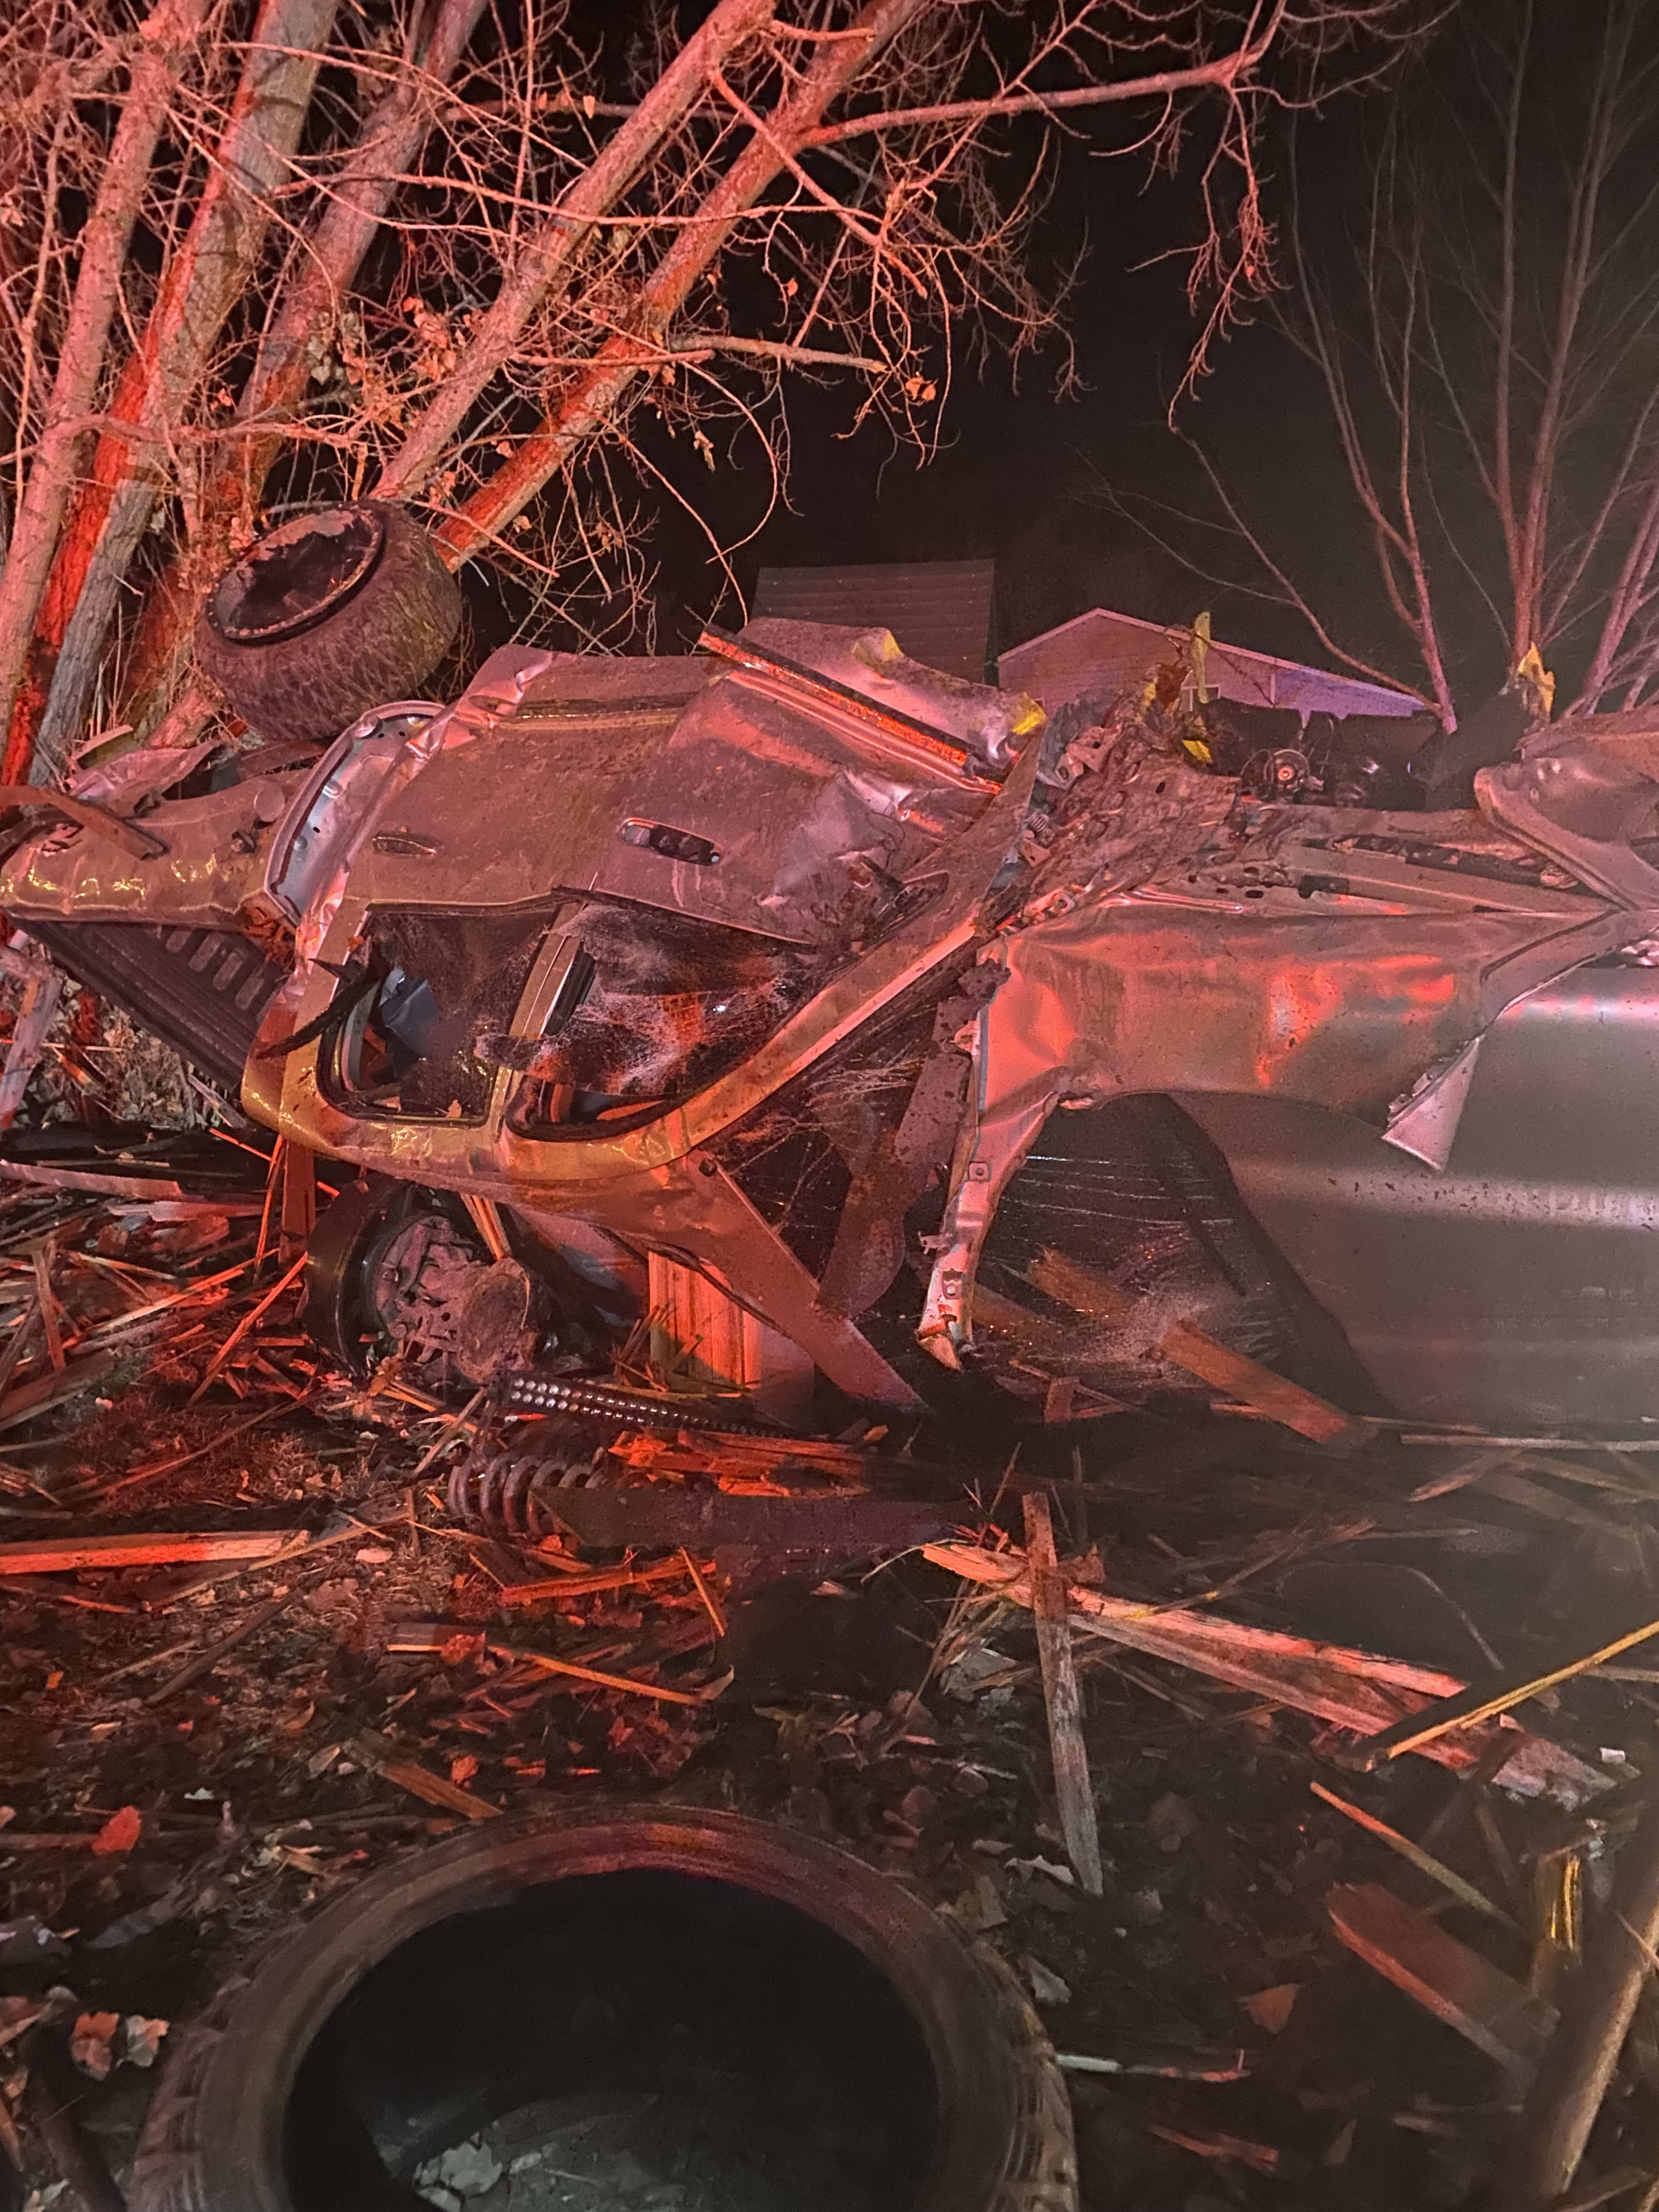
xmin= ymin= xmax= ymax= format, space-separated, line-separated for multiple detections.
xmin=129 ymin=1978 xmax=248 ymax=2212
xmin=963 ymin=1940 xmax=1078 ymax=2211
xmin=126 ymin=1806 xmax=1078 ymax=2212
xmin=195 ymin=504 xmax=460 ymax=744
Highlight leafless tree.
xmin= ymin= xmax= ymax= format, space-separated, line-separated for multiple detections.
xmin=1131 ymin=0 xmax=1659 ymax=727
xmin=0 ymin=0 xmax=1418 ymax=784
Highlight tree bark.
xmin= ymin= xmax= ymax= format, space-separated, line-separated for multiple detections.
xmin=0 ymin=0 xmax=212 ymax=781
xmin=119 ymin=0 xmax=492 ymax=724
xmin=19 ymin=0 xmax=341 ymax=782
xmin=436 ymin=0 xmax=924 ymax=566
xmin=376 ymin=0 xmax=776 ymax=504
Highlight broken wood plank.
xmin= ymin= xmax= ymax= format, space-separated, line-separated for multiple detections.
xmin=32 ymin=1241 xmax=63 ymax=1372
xmin=1327 ymin=1882 xmax=1558 ymax=2080
xmin=186 ymin=1249 xmax=307 ymax=1404
xmin=491 ymin=1555 xmax=704 ymax=1605
xmin=81 ymin=1256 xmax=255 ymax=1342
xmin=89 ymin=1404 xmax=285 ymax=1499
xmin=145 ymin=1593 xmax=294 ymax=1705
xmin=1309 ymin=1782 xmax=1515 ymax=1926
xmin=0 ymin=1529 xmax=290 ymax=1576
xmin=0 ymin=1349 xmax=116 ymax=1432
xmin=1024 ymin=1248 xmax=1358 ymax=1445
xmin=0 ymin=1160 xmax=189 ymax=1202
xmin=1022 ymin=1492 xmax=1103 ymax=1896
xmin=679 ymin=1547 xmax=728 ymax=1639
xmin=1352 ymin=1610 xmax=1659 ymax=1769
xmin=1498 ymin=1793 xmax=1659 ymax=2210
xmin=277 ymin=1142 xmax=316 ymax=1264
xmin=0 ymin=967 xmax=63 ymax=1131
xmin=925 ymin=1542 xmax=1606 ymax=1805
xmin=486 ymin=1641 xmax=731 ymax=1707
xmin=347 ymin=1728 xmax=500 ymax=1820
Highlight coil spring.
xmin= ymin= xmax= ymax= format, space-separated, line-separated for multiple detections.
xmin=447 ymin=1420 xmax=612 ymax=1538
xmin=453 ymin=1379 xmax=776 ymax=1538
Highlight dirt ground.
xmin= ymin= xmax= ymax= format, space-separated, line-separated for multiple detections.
xmin=1 ymin=1136 xmax=1656 ymax=2212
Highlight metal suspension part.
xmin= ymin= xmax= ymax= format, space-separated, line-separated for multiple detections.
xmin=500 ymin=1370 xmax=770 ymax=1432
xmin=448 ymin=1414 xmax=960 ymax=1554
xmin=451 ymin=1378 xmax=771 ymax=1537
xmin=448 ymin=1422 xmax=615 ymax=1539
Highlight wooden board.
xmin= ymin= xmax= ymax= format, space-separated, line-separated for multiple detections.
xmin=1328 ymin=1882 xmax=1557 ymax=2080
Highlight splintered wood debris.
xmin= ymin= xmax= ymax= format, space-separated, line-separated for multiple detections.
xmin=4 ymin=1137 xmax=1659 ymax=2207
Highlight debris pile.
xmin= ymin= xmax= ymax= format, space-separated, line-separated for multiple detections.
xmin=3 ymin=1140 xmax=1659 ymax=2207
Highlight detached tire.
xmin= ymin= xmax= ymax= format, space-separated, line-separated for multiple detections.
xmin=195 ymin=503 xmax=461 ymax=744
xmin=130 ymin=1806 xmax=1076 ymax=2212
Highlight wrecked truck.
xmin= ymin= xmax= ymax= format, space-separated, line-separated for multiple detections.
xmin=4 ymin=501 xmax=1658 ymax=1443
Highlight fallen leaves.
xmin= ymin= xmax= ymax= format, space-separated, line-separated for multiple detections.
xmin=90 ymin=1805 xmax=141 ymax=1855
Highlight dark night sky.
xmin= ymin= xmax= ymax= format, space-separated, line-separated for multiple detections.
xmin=622 ymin=92 xmax=1408 ymax=683
xmin=456 ymin=6 xmax=1468 ymax=702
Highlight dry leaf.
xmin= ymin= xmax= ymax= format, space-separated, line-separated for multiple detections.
xmin=121 ymin=2016 xmax=168 ymax=2068
xmin=70 ymin=2011 xmax=120 ymax=2079
xmin=1242 ymin=1983 xmax=1302 ymax=2035
xmin=92 ymin=1805 xmax=141 ymax=1855
xmin=1024 ymin=1957 xmax=1072 ymax=2007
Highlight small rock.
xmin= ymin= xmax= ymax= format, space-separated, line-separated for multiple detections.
xmin=1024 ymin=1956 xmax=1072 ymax=2007
xmin=416 ymin=2136 xmax=503 ymax=2199
xmin=1147 ymin=1792 xmax=1197 ymax=1853
xmin=897 ymin=1785 xmax=937 ymax=1829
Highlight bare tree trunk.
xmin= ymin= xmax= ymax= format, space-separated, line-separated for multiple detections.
xmin=376 ymin=0 xmax=776 ymax=503
xmin=20 ymin=0 xmax=340 ymax=781
xmin=438 ymin=0 xmax=924 ymax=565
xmin=118 ymin=0 xmax=492 ymax=724
xmin=0 ymin=0 xmax=210 ymax=781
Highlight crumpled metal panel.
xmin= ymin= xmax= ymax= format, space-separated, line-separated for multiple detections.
xmin=1184 ymin=957 xmax=1659 ymax=1422
xmin=345 ymin=631 xmax=1011 ymax=948
xmin=740 ymin=617 xmax=1039 ymax=765
xmin=918 ymin=881 xmax=1637 ymax=1368
xmin=0 ymin=771 xmax=307 ymax=930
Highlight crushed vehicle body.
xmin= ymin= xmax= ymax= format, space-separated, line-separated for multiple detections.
xmin=6 ymin=508 xmax=1659 ymax=1434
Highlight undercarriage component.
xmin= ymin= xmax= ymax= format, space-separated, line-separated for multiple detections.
xmin=973 ymin=1093 xmax=1386 ymax=1417
xmin=501 ymin=1370 xmax=768 ymax=1430
xmin=449 ymin=1417 xmax=961 ymax=1555
xmin=305 ymin=1180 xmax=554 ymax=1382
xmin=23 ymin=919 xmax=288 ymax=1093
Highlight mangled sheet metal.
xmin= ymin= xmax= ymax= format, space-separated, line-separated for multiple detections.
xmin=918 ymin=707 xmax=1637 ymax=1369
xmin=1 ymin=616 xmax=1653 ymax=1422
